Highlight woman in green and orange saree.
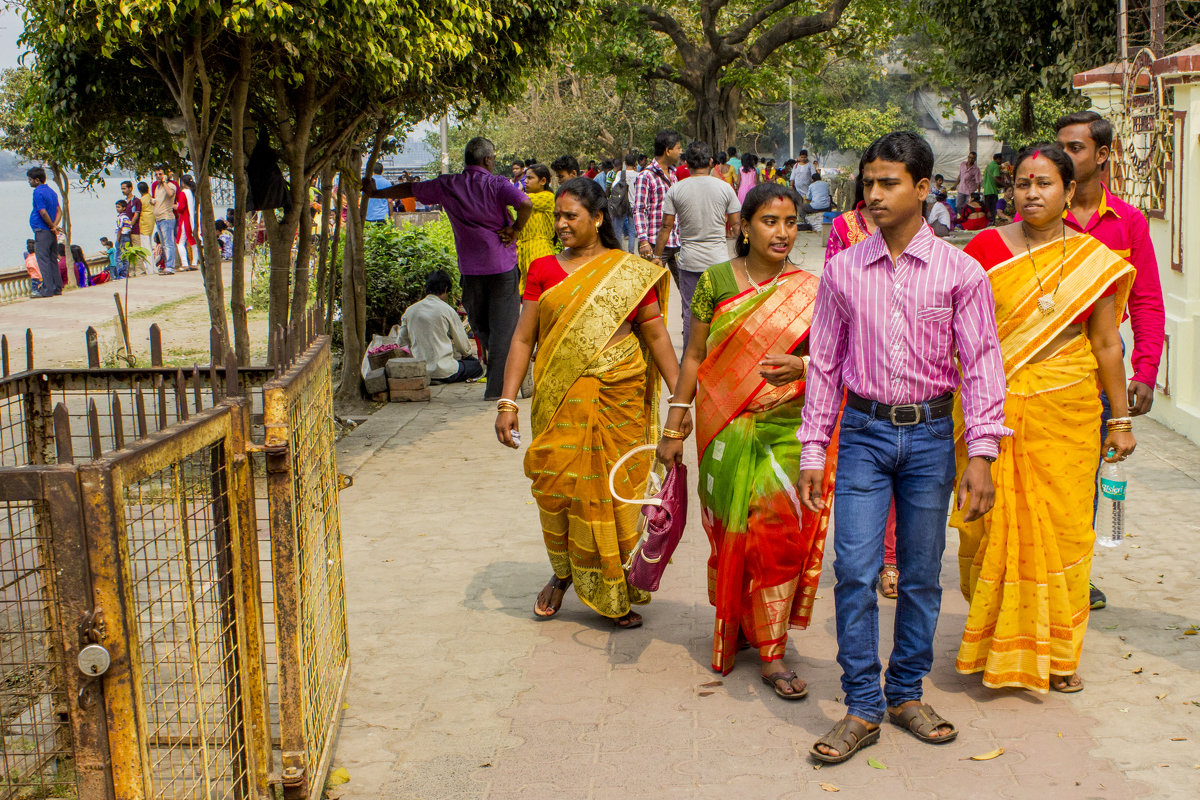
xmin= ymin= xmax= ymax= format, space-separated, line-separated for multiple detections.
xmin=658 ymin=183 xmax=835 ymax=699
xmin=496 ymin=177 xmax=680 ymax=629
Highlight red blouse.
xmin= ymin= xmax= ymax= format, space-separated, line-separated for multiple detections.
xmin=523 ymin=254 xmax=659 ymax=323
xmin=964 ymin=229 xmax=1114 ymax=325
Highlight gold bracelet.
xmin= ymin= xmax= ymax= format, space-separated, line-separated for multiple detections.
xmin=496 ymin=400 xmax=519 ymax=414
xmin=661 ymin=428 xmax=687 ymax=440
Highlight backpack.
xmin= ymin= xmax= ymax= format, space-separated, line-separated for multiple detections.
xmin=608 ymin=170 xmax=632 ymax=219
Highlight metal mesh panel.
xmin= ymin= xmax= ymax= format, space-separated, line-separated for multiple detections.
xmin=0 ymin=498 xmax=75 ymax=797
xmin=123 ymin=441 xmax=250 ymax=800
xmin=0 ymin=390 xmax=30 ymax=468
xmin=286 ymin=347 xmax=348 ymax=777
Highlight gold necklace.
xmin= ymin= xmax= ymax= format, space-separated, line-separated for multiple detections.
xmin=1020 ymin=222 xmax=1067 ymax=315
xmin=740 ymin=257 xmax=787 ymax=295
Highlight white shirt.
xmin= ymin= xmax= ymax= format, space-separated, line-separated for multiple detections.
xmin=928 ymin=201 xmax=951 ymax=231
xmin=394 ymin=295 xmax=472 ymax=380
xmin=791 ymin=162 xmax=816 ymax=193
xmin=662 ymin=175 xmax=741 ymax=272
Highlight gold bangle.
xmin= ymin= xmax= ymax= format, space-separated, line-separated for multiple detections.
xmin=661 ymin=428 xmax=687 ymax=440
xmin=496 ymin=401 xmax=518 ymax=414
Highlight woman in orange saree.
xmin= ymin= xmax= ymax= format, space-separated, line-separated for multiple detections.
xmin=496 ymin=178 xmax=679 ymax=628
xmin=658 ymin=184 xmax=834 ymax=699
xmin=952 ymin=144 xmax=1136 ymax=693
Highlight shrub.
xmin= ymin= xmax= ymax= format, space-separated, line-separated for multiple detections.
xmin=362 ymin=217 xmax=460 ymax=335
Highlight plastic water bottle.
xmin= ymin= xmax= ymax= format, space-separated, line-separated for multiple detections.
xmin=1097 ymin=453 xmax=1126 ymax=547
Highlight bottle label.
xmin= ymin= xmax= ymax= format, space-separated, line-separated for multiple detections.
xmin=1100 ymin=477 xmax=1126 ymax=502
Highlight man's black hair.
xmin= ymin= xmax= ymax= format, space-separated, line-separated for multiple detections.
xmin=653 ymin=130 xmax=682 ymax=158
xmin=726 ymin=146 xmax=738 ymax=157
xmin=551 ymin=154 xmax=579 ymax=175
xmin=859 ymin=131 xmax=934 ymax=184
xmin=623 ymin=152 xmax=637 ymax=168
xmin=26 ymin=166 xmax=46 ymax=183
xmin=372 ymin=162 xmax=384 ymax=175
xmin=137 ymin=181 xmax=149 ymax=194
xmin=425 ymin=269 xmax=453 ymax=297
xmin=1054 ymin=110 xmax=1114 ymax=151
xmin=683 ymin=140 xmax=713 ymax=171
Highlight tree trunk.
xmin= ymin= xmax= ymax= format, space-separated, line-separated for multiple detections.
xmin=229 ymin=39 xmax=252 ymax=364
xmin=264 ymin=208 xmax=300 ymax=362
xmin=325 ymin=179 xmax=344 ymax=334
xmin=959 ymin=89 xmax=979 ymax=154
xmin=312 ymin=165 xmax=334 ymax=332
xmin=50 ymin=165 xmax=71 ymax=287
xmin=287 ymin=175 xmax=313 ymax=345
xmin=693 ymin=80 xmax=741 ymax=152
xmin=190 ymin=162 xmax=231 ymax=359
xmin=333 ymin=149 xmax=367 ymax=410
xmin=1019 ymin=90 xmax=1034 ymax=137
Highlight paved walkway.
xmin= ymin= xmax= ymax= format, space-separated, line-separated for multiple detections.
xmin=329 ymin=231 xmax=1200 ymax=799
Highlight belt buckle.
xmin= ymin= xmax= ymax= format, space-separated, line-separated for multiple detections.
xmin=889 ymin=404 xmax=922 ymax=426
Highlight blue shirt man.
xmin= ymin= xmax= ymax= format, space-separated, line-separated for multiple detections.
xmin=805 ymin=176 xmax=832 ymax=211
xmin=365 ymin=164 xmax=392 ymax=223
xmin=31 ymin=182 xmax=59 ymax=231
xmin=28 ymin=166 xmax=63 ymax=297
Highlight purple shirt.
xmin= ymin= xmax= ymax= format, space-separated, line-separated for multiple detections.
xmin=798 ymin=224 xmax=1011 ymax=470
xmin=412 ymin=166 xmax=528 ymax=275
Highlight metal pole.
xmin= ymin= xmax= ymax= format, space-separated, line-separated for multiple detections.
xmin=1150 ymin=0 xmax=1165 ymax=56
xmin=439 ymin=115 xmax=450 ymax=175
xmin=788 ymin=76 xmax=795 ymax=156
xmin=1118 ymin=0 xmax=1129 ymax=65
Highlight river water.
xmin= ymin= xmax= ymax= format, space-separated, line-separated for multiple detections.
xmin=0 ymin=179 xmax=230 ymax=269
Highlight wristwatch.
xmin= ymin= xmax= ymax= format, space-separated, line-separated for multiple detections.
xmin=978 ymin=455 xmax=997 ymax=463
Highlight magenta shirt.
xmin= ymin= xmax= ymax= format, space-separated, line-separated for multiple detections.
xmin=797 ymin=224 xmax=1011 ymax=470
xmin=412 ymin=166 xmax=529 ymax=276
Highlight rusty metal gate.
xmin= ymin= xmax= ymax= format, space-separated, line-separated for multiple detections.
xmin=0 ymin=313 xmax=348 ymax=800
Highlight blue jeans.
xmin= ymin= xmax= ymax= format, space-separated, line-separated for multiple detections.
xmin=156 ymin=219 xmax=177 ymax=272
xmin=831 ymin=402 xmax=957 ymax=724
xmin=677 ymin=269 xmax=702 ymax=350
xmin=611 ymin=216 xmax=636 ymax=253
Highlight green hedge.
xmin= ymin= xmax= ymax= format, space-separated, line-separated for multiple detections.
xmin=361 ymin=218 xmax=460 ymax=334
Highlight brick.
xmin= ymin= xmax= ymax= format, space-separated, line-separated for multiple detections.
xmin=388 ymin=377 xmax=429 ymax=395
xmin=363 ymin=366 xmax=388 ymax=394
xmin=368 ymin=391 xmax=389 ymax=403
xmin=389 ymin=388 xmax=431 ymax=402
xmin=385 ymin=358 xmax=427 ymax=379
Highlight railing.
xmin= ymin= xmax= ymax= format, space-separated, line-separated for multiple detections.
xmin=1 ymin=256 xmax=117 ymax=306
xmin=0 ymin=308 xmax=348 ymax=799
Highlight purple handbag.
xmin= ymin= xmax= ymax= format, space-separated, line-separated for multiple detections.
xmin=609 ymin=445 xmax=688 ymax=592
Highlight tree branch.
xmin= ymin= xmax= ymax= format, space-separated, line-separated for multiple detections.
xmin=746 ymin=0 xmax=853 ymax=65
xmin=700 ymin=0 xmax=732 ymax=54
xmin=727 ymin=0 xmax=799 ymax=48
xmin=637 ymin=6 xmax=700 ymax=65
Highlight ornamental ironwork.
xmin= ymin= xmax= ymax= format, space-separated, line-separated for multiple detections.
xmin=1111 ymin=48 xmax=1174 ymax=213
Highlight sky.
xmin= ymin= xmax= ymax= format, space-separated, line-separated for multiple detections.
xmin=0 ymin=8 xmax=24 ymax=70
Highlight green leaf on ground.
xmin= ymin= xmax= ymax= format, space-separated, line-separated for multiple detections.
xmin=867 ymin=757 xmax=887 ymax=769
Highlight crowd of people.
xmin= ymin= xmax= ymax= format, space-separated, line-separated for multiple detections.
xmin=24 ymin=165 xmax=212 ymax=298
xmin=380 ymin=111 xmax=1164 ymax=766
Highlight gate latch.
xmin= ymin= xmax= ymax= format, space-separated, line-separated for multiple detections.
xmin=77 ymin=644 xmax=111 ymax=677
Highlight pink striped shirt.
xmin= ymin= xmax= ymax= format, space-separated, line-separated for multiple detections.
xmin=798 ymin=224 xmax=1010 ymax=470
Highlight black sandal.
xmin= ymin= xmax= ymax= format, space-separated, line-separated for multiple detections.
xmin=613 ymin=611 xmax=643 ymax=629
xmin=533 ymin=575 xmax=571 ymax=619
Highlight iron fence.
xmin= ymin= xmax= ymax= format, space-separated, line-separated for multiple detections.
xmin=0 ymin=309 xmax=348 ymax=799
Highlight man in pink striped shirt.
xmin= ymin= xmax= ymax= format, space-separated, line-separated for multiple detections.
xmin=798 ymin=132 xmax=1011 ymax=764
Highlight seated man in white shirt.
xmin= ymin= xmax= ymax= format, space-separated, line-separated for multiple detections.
xmin=395 ymin=270 xmax=483 ymax=384
xmin=803 ymin=170 xmax=833 ymax=235
xmin=926 ymin=195 xmax=952 ymax=237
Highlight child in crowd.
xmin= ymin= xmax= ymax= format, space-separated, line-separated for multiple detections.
xmin=114 ymin=199 xmax=133 ymax=278
xmin=56 ymin=243 xmax=70 ymax=287
xmin=994 ymin=185 xmax=1016 ymax=225
xmin=24 ymin=239 xmax=41 ymax=295
xmin=215 ymin=219 xmax=234 ymax=260
xmin=101 ymin=237 xmax=117 ymax=278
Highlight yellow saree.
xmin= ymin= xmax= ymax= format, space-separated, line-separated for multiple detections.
xmin=952 ymin=235 xmax=1133 ymax=692
xmin=523 ymin=249 xmax=669 ymax=618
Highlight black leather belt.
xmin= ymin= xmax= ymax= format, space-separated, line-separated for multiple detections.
xmin=846 ymin=390 xmax=954 ymax=426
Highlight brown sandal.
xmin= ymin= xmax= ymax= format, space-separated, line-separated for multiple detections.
xmin=887 ymin=703 xmax=958 ymax=744
xmin=878 ymin=564 xmax=899 ymax=599
xmin=533 ymin=576 xmax=571 ymax=619
xmin=810 ymin=717 xmax=880 ymax=763
xmin=1050 ymin=674 xmax=1084 ymax=693
xmin=613 ymin=611 xmax=643 ymax=629
xmin=761 ymin=670 xmax=808 ymax=700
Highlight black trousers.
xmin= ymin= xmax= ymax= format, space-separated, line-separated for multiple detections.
xmin=461 ymin=267 xmax=520 ymax=399
xmin=983 ymin=194 xmax=998 ymax=221
xmin=35 ymin=229 xmax=61 ymax=295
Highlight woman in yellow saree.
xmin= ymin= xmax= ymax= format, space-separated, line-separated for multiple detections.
xmin=495 ymin=177 xmax=680 ymax=628
xmin=516 ymin=164 xmax=557 ymax=291
xmin=953 ymin=144 xmax=1136 ymax=693
xmin=657 ymin=183 xmax=834 ymax=699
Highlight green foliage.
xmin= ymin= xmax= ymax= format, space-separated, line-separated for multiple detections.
xmin=360 ymin=220 xmax=461 ymax=335
xmin=791 ymin=59 xmax=920 ymax=153
xmin=916 ymin=0 xmax=1117 ymax=127
xmin=992 ymin=90 xmax=1089 ymax=151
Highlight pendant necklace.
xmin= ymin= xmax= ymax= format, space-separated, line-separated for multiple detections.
xmin=742 ymin=257 xmax=787 ymax=295
xmin=1021 ymin=222 xmax=1067 ymax=315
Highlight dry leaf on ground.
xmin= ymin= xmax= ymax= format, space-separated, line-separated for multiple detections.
xmin=819 ymin=783 xmax=840 ymax=792
xmin=967 ymin=747 xmax=1005 ymax=761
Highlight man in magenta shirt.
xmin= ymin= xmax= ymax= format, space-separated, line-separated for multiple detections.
xmin=798 ymin=132 xmax=1010 ymax=764
xmin=365 ymin=137 xmax=532 ymax=399
xmin=1055 ymin=110 xmax=1166 ymax=610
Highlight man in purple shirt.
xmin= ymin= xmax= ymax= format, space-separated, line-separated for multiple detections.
xmin=797 ymin=132 xmax=1010 ymax=765
xmin=365 ymin=137 xmax=533 ymax=399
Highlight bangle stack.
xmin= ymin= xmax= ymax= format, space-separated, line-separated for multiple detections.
xmin=661 ymin=428 xmax=688 ymax=440
xmin=1106 ymin=416 xmax=1133 ymax=433
xmin=496 ymin=399 xmax=519 ymax=414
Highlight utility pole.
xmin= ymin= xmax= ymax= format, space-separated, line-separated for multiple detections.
xmin=1119 ymin=0 xmax=1129 ymax=65
xmin=439 ymin=115 xmax=450 ymax=175
xmin=788 ymin=75 xmax=795 ymax=156
xmin=1150 ymin=0 xmax=1165 ymax=55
